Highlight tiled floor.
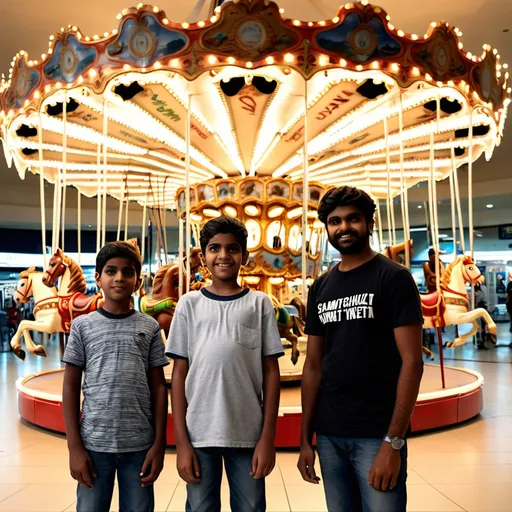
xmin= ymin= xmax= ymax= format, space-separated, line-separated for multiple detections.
xmin=1 ymin=324 xmax=512 ymax=511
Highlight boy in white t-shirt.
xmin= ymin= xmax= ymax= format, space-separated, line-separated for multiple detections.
xmin=166 ymin=216 xmax=284 ymax=512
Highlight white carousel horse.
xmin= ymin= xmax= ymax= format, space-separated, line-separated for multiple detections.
xmin=421 ymin=255 xmax=497 ymax=348
xmin=10 ymin=269 xmax=60 ymax=360
xmin=10 ymin=249 xmax=104 ymax=360
xmin=41 ymin=248 xmax=104 ymax=332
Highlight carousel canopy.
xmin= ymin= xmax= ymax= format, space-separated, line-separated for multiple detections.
xmin=0 ymin=0 xmax=509 ymax=208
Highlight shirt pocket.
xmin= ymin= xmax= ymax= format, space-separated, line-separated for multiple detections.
xmin=234 ymin=322 xmax=261 ymax=350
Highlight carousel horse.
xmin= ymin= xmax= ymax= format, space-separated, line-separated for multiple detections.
xmin=270 ymin=295 xmax=302 ymax=365
xmin=140 ymin=248 xmax=206 ymax=334
xmin=381 ymin=239 xmax=414 ymax=264
xmin=140 ymin=263 xmax=181 ymax=334
xmin=42 ymin=248 xmax=104 ymax=333
xmin=421 ymin=255 xmax=497 ymax=348
xmin=10 ymin=266 xmax=100 ymax=360
xmin=10 ymin=269 xmax=54 ymax=359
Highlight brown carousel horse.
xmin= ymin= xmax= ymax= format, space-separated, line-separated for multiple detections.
xmin=380 ymin=239 xmax=414 ymax=264
xmin=140 ymin=248 xmax=205 ymax=335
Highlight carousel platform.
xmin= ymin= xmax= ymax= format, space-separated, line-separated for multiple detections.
xmin=16 ymin=356 xmax=483 ymax=447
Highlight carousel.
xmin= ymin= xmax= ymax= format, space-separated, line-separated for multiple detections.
xmin=1 ymin=0 xmax=509 ymax=446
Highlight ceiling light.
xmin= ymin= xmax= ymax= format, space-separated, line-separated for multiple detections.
xmin=486 ymin=204 xmax=494 ymax=208
xmin=417 ymin=205 xmax=423 ymax=209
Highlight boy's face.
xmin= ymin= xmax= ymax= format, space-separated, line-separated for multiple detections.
xmin=203 ymin=233 xmax=248 ymax=283
xmin=95 ymin=257 xmax=141 ymax=304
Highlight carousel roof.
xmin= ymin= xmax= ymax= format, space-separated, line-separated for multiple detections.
xmin=0 ymin=0 xmax=509 ymax=208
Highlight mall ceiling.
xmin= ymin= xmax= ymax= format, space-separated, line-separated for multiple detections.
xmin=0 ymin=0 xmax=511 ymax=229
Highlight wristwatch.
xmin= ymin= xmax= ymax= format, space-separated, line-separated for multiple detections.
xmin=384 ymin=435 xmax=405 ymax=450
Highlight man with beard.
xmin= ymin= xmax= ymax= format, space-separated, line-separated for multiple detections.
xmin=297 ymin=186 xmax=424 ymax=512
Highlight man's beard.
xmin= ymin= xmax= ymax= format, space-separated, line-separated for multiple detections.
xmin=328 ymin=230 xmax=370 ymax=255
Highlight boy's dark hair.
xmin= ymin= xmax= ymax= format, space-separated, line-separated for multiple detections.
xmin=96 ymin=241 xmax=142 ymax=278
xmin=200 ymin=216 xmax=248 ymax=254
xmin=318 ymin=186 xmax=376 ymax=225
xmin=428 ymin=248 xmax=436 ymax=256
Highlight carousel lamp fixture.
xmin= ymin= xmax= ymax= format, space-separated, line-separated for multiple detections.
xmin=245 ymin=205 xmax=260 ymax=216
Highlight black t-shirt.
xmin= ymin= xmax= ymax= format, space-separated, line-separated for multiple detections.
xmin=305 ymin=254 xmax=423 ymax=438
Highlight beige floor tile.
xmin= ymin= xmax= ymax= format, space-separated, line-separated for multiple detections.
xmin=265 ymin=485 xmax=290 ymax=511
xmin=0 ymin=482 xmax=76 ymax=511
xmin=435 ymin=484 xmax=512 ymax=512
xmin=0 ymin=483 xmax=28 ymax=502
xmin=407 ymin=469 xmax=428 ymax=485
xmin=0 ymin=464 xmax=74 ymax=484
xmin=414 ymin=463 xmax=512 ymax=484
xmin=276 ymin=452 xmax=300 ymax=465
xmin=407 ymin=485 xmax=464 ymax=511
xmin=285 ymin=483 xmax=327 ymax=511
xmin=408 ymin=433 xmax=481 ymax=454
xmin=166 ymin=482 xmax=187 ymax=512
xmin=408 ymin=449 xmax=512 ymax=467
xmin=279 ymin=463 xmax=323 ymax=486
xmin=0 ymin=450 xmax=69 ymax=467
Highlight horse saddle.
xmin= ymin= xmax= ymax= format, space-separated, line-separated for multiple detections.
xmin=141 ymin=296 xmax=177 ymax=315
xmin=71 ymin=293 xmax=103 ymax=311
xmin=58 ymin=293 xmax=103 ymax=332
xmin=420 ymin=290 xmax=446 ymax=322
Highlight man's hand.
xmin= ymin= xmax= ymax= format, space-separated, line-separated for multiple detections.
xmin=140 ymin=443 xmax=165 ymax=487
xmin=368 ymin=443 xmax=401 ymax=492
xmin=297 ymin=443 xmax=321 ymax=484
xmin=176 ymin=442 xmax=201 ymax=484
xmin=251 ymin=438 xmax=276 ymax=480
xmin=69 ymin=446 xmax=96 ymax=488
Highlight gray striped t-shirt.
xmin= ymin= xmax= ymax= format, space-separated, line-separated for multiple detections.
xmin=63 ymin=309 xmax=169 ymax=453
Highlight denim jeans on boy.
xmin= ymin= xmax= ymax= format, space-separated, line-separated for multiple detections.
xmin=76 ymin=449 xmax=154 ymax=512
xmin=316 ymin=436 xmax=407 ymax=512
xmin=186 ymin=447 xmax=266 ymax=512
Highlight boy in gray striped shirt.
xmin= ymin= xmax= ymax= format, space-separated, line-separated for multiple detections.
xmin=62 ymin=241 xmax=169 ymax=512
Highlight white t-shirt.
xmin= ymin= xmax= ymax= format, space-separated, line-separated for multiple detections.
xmin=166 ymin=287 xmax=284 ymax=448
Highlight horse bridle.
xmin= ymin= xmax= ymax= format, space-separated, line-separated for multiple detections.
xmin=461 ymin=262 xmax=478 ymax=285
xmin=16 ymin=275 xmax=33 ymax=301
xmin=44 ymin=258 xmax=68 ymax=286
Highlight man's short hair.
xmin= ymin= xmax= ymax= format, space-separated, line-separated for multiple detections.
xmin=199 ymin=216 xmax=248 ymax=254
xmin=428 ymin=248 xmax=436 ymax=256
xmin=318 ymin=186 xmax=376 ymax=225
xmin=96 ymin=241 xmax=142 ymax=278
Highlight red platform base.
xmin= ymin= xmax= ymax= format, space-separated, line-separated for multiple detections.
xmin=17 ymin=364 xmax=483 ymax=447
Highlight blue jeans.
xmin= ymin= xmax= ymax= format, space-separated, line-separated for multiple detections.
xmin=316 ymin=436 xmax=407 ymax=512
xmin=186 ymin=447 xmax=266 ymax=512
xmin=76 ymin=449 xmax=154 ymax=512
